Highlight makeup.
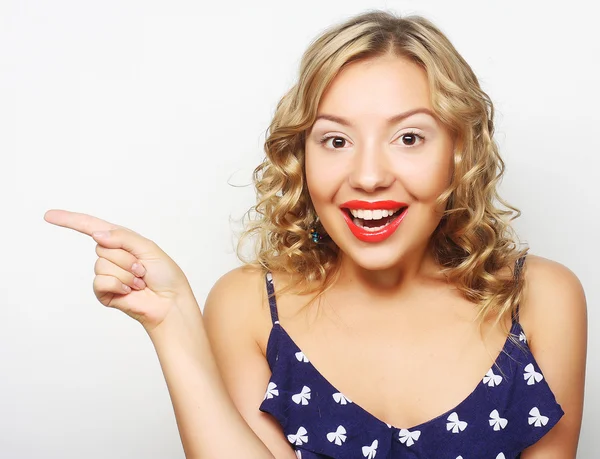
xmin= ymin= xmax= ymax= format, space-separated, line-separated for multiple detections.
xmin=340 ymin=200 xmax=409 ymax=243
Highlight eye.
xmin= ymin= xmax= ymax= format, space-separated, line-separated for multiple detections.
xmin=319 ymin=135 xmax=350 ymax=149
xmin=397 ymin=131 xmax=424 ymax=147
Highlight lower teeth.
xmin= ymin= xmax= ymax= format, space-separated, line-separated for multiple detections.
xmin=353 ymin=218 xmax=388 ymax=232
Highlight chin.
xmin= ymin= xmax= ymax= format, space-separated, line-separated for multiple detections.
xmin=342 ymin=245 xmax=409 ymax=272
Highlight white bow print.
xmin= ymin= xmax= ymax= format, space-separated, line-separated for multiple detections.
xmin=326 ymin=425 xmax=347 ymax=446
xmin=519 ymin=331 xmax=527 ymax=343
xmin=489 ymin=409 xmax=508 ymax=431
xmin=398 ymin=428 xmax=421 ymax=447
xmin=528 ymin=407 xmax=549 ymax=427
xmin=483 ymin=368 xmax=503 ymax=387
xmin=446 ymin=412 xmax=468 ymax=433
xmin=332 ymin=392 xmax=352 ymax=405
xmin=287 ymin=426 xmax=308 ymax=445
xmin=263 ymin=382 xmax=279 ymax=400
xmin=295 ymin=351 xmax=309 ymax=363
xmin=292 ymin=386 xmax=311 ymax=405
xmin=524 ymin=363 xmax=544 ymax=385
xmin=361 ymin=439 xmax=378 ymax=459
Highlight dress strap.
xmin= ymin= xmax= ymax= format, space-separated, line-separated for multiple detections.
xmin=265 ymin=272 xmax=280 ymax=325
xmin=512 ymin=255 xmax=527 ymax=323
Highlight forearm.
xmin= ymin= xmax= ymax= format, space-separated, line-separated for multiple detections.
xmin=148 ymin=301 xmax=274 ymax=459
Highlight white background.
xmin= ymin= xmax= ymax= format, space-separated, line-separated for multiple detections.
xmin=1 ymin=0 xmax=598 ymax=457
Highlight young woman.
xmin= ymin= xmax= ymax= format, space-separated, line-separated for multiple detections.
xmin=45 ymin=11 xmax=586 ymax=459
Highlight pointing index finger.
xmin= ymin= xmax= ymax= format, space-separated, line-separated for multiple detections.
xmin=44 ymin=209 xmax=122 ymax=237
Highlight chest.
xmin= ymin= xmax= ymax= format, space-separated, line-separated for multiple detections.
xmin=259 ymin=320 xmax=561 ymax=459
xmin=259 ymin=289 xmax=511 ymax=429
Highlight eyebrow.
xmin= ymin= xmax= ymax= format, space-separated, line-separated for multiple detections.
xmin=314 ymin=108 xmax=436 ymax=127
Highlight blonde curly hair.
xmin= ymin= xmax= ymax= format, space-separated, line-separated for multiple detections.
xmin=237 ymin=10 xmax=528 ymax=332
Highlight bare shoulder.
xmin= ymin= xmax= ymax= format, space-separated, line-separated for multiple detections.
xmin=203 ymin=266 xmax=309 ymax=352
xmin=520 ymin=254 xmax=587 ymax=342
xmin=202 ymin=266 xmax=300 ymax=457
xmin=205 ymin=265 xmax=267 ymax=307
xmin=202 ymin=265 xmax=271 ymax=343
xmin=517 ymin=254 xmax=587 ymax=456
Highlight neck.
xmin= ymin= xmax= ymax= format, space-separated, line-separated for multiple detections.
xmin=334 ymin=242 xmax=445 ymax=296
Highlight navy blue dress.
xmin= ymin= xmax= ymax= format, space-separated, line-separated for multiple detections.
xmin=259 ymin=257 xmax=564 ymax=458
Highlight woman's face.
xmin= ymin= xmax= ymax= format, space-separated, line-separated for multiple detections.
xmin=305 ymin=54 xmax=455 ymax=272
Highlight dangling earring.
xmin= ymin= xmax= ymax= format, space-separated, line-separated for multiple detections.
xmin=309 ymin=227 xmax=323 ymax=243
xmin=309 ymin=216 xmax=324 ymax=243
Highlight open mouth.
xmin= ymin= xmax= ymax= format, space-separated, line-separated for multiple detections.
xmin=338 ymin=201 xmax=410 ymax=243
xmin=343 ymin=206 xmax=408 ymax=232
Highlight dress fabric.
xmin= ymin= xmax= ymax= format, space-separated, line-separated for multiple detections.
xmin=258 ymin=256 xmax=564 ymax=458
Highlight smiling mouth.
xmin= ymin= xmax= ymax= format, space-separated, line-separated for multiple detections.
xmin=343 ymin=207 xmax=408 ymax=232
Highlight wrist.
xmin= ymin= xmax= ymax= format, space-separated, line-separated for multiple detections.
xmin=145 ymin=293 xmax=205 ymax=344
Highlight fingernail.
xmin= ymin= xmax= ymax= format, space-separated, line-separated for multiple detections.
xmin=133 ymin=277 xmax=146 ymax=289
xmin=122 ymin=284 xmax=131 ymax=293
xmin=93 ymin=231 xmax=110 ymax=238
xmin=132 ymin=263 xmax=146 ymax=276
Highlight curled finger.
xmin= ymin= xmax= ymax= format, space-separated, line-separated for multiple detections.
xmin=94 ymin=257 xmax=146 ymax=291
xmin=93 ymin=274 xmax=132 ymax=305
xmin=95 ymin=244 xmax=146 ymax=277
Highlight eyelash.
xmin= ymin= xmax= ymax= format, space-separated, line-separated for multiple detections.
xmin=318 ymin=131 xmax=425 ymax=149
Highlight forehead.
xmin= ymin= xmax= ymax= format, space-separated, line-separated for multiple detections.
xmin=317 ymin=55 xmax=432 ymax=119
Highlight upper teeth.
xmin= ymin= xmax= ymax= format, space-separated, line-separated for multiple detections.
xmin=349 ymin=208 xmax=401 ymax=220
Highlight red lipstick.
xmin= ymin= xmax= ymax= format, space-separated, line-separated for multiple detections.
xmin=340 ymin=200 xmax=409 ymax=243
xmin=341 ymin=200 xmax=406 ymax=210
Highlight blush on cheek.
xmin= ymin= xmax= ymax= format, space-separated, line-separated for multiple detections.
xmin=305 ymin=150 xmax=344 ymax=198
xmin=403 ymin=170 xmax=449 ymax=203
xmin=416 ymin=153 xmax=453 ymax=196
xmin=305 ymin=169 xmax=329 ymax=215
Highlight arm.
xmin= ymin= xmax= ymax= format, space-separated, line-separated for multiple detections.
xmin=520 ymin=255 xmax=587 ymax=458
xmin=148 ymin=290 xmax=277 ymax=459
xmin=202 ymin=267 xmax=298 ymax=459
xmin=43 ymin=210 xmax=277 ymax=458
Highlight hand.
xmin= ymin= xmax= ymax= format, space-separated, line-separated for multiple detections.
xmin=44 ymin=209 xmax=195 ymax=331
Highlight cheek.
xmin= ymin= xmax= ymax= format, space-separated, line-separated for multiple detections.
xmin=400 ymin=153 xmax=453 ymax=202
xmin=305 ymin=149 xmax=341 ymax=202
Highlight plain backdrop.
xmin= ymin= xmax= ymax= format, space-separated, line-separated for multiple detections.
xmin=1 ymin=0 xmax=598 ymax=457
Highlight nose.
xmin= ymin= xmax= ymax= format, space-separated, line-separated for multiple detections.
xmin=347 ymin=143 xmax=394 ymax=192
